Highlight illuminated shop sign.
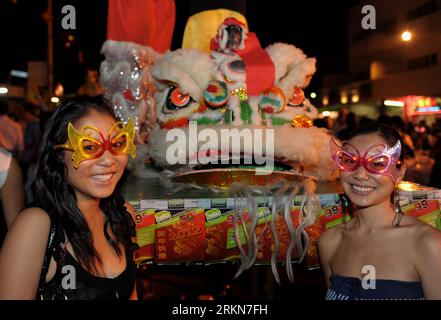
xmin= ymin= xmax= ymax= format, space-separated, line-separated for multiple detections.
xmin=416 ymin=106 xmax=440 ymax=113
xmin=384 ymin=95 xmax=441 ymax=119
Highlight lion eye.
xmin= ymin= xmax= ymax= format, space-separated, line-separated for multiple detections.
xmin=163 ymin=83 xmax=193 ymax=114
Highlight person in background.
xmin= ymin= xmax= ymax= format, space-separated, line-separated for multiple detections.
xmin=77 ymin=68 xmax=105 ymax=97
xmin=313 ymin=118 xmax=330 ymax=130
xmin=390 ymin=116 xmax=414 ymax=152
xmin=0 ymin=147 xmax=25 ymax=245
xmin=403 ymin=144 xmax=416 ymax=175
xmin=336 ymin=112 xmax=357 ymax=141
xmin=405 ymin=139 xmax=434 ymax=186
xmin=331 ymin=108 xmax=349 ymax=136
xmin=429 ymin=135 xmax=441 ymax=189
xmin=21 ymin=103 xmax=41 ymax=180
xmin=0 ymin=96 xmax=138 ymax=300
xmin=318 ymin=123 xmax=441 ymax=299
xmin=0 ymin=100 xmax=24 ymax=160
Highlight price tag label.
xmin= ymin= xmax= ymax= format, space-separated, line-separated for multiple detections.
xmin=135 ymin=209 xmax=155 ymax=227
xmin=320 ymin=204 xmax=345 ymax=229
xmin=407 ymin=200 xmax=440 ymax=218
xmin=409 ymin=200 xmax=441 ymax=228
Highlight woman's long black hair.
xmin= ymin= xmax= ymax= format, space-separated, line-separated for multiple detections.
xmin=33 ymin=95 xmax=137 ymax=273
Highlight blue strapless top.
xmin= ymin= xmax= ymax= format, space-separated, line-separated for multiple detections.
xmin=326 ymin=274 xmax=424 ymax=300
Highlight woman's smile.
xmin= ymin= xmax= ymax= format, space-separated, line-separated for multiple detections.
xmin=349 ymin=183 xmax=376 ymax=195
xmin=91 ymin=172 xmax=116 ymax=184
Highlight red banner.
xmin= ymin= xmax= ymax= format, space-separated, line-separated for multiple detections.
xmin=107 ymin=0 xmax=175 ymax=53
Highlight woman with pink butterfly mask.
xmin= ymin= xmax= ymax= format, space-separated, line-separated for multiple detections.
xmin=0 ymin=96 xmax=139 ymax=300
xmin=318 ymin=123 xmax=441 ymax=300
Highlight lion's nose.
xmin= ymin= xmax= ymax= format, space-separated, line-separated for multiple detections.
xmin=228 ymin=60 xmax=246 ymax=73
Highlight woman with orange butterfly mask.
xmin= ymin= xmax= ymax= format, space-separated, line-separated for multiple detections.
xmin=317 ymin=123 xmax=441 ymax=300
xmin=0 ymin=96 xmax=139 ymax=300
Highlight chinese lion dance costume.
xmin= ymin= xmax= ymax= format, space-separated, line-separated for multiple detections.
xmin=149 ymin=18 xmax=333 ymax=182
xmin=101 ymin=14 xmax=335 ymax=283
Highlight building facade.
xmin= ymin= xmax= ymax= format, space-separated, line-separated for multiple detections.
xmin=321 ymin=0 xmax=441 ymax=120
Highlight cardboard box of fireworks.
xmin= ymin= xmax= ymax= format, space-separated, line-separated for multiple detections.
xmin=131 ymin=186 xmax=441 ymax=269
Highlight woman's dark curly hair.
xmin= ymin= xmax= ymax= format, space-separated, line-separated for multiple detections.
xmin=33 ymin=95 xmax=136 ymax=273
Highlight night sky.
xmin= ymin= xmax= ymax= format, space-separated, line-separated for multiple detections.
xmin=0 ymin=0 xmax=360 ymax=94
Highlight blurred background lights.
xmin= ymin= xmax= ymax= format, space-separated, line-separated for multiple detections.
xmin=401 ymin=30 xmax=412 ymax=42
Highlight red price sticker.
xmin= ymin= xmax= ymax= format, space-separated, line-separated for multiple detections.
xmin=135 ymin=209 xmax=155 ymax=227
xmin=320 ymin=205 xmax=344 ymax=229
xmin=408 ymin=200 xmax=440 ymax=218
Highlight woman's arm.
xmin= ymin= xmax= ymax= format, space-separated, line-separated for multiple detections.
xmin=317 ymin=234 xmax=332 ymax=287
xmin=415 ymin=227 xmax=441 ymax=299
xmin=0 ymin=208 xmax=50 ymax=299
xmin=317 ymin=227 xmax=341 ymax=288
xmin=1 ymin=157 xmax=25 ymax=227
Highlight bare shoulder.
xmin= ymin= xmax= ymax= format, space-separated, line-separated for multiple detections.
xmin=10 ymin=207 xmax=51 ymax=231
xmin=413 ymin=219 xmax=441 ymax=252
xmin=319 ymin=223 xmax=344 ymax=242
xmin=399 ymin=215 xmax=441 ymax=255
xmin=5 ymin=207 xmax=51 ymax=248
xmin=402 ymin=215 xmax=441 ymax=239
xmin=0 ymin=207 xmax=51 ymax=299
xmin=317 ymin=224 xmax=345 ymax=280
xmin=318 ymin=224 xmax=344 ymax=253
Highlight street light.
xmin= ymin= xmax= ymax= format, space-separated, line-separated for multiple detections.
xmin=401 ymin=31 xmax=412 ymax=42
xmin=400 ymin=30 xmax=412 ymax=71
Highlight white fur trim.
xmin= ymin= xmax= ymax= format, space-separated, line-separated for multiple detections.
xmin=190 ymin=109 xmax=224 ymax=121
xmin=152 ymin=49 xmax=214 ymax=101
xmin=265 ymin=43 xmax=307 ymax=81
xmin=279 ymin=58 xmax=317 ymax=99
xmin=148 ymin=125 xmax=335 ymax=181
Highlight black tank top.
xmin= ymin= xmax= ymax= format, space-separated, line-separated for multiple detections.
xmin=35 ymin=205 xmax=137 ymax=300
xmin=41 ymin=244 xmax=136 ymax=300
